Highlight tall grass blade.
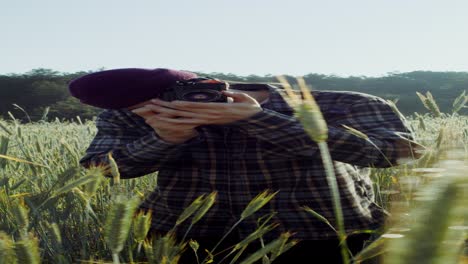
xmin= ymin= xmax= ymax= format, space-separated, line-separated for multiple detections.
xmin=342 ymin=125 xmax=369 ymax=140
xmin=188 ymin=239 xmax=200 ymax=264
xmin=238 ymin=233 xmax=292 ymax=264
xmin=52 ymin=174 xmax=99 ymax=198
xmin=318 ymin=142 xmax=350 ymax=264
xmin=191 ymin=192 xmax=217 ymax=225
xmin=233 ymin=223 xmax=278 ymax=251
xmin=0 ymin=154 xmax=46 ymax=167
xmin=108 ymin=152 xmax=121 ymax=185
xmin=269 ymin=236 xmax=299 ymax=262
xmin=416 ymin=92 xmax=428 ymax=109
xmin=353 ymin=236 xmax=387 ymax=263
xmin=452 ymin=90 xmax=467 ymax=114
xmin=40 ymin=107 xmax=50 ymax=122
xmin=11 ymin=199 xmax=29 ymax=234
xmin=145 ymin=233 xmax=185 ymax=264
xmin=241 ymin=190 xmax=277 ymax=220
xmin=133 ymin=210 xmax=152 ymax=253
xmin=0 ymin=122 xmax=13 ymax=135
xmin=83 ymin=170 xmax=105 ymax=198
xmin=272 ymin=76 xmax=350 ymax=263
xmin=294 ymin=77 xmax=328 ymax=142
xmin=276 ymin=76 xmax=300 ymax=105
xmin=302 ymin=206 xmax=337 ymax=233
xmin=175 ymin=194 xmax=206 ymax=226
xmin=0 ymin=136 xmax=10 ymax=169
xmin=425 ymin=92 xmax=442 ymax=117
xmin=415 ymin=113 xmax=426 ymax=131
xmin=12 ymin=104 xmax=32 ymax=123
xmin=387 ymin=100 xmax=407 ymax=121
xmin=416 ymin=92 xmax=442 ymax=117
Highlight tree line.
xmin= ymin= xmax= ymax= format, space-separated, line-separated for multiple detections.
xmin=0 ymin=68 xmax=466 ymax=122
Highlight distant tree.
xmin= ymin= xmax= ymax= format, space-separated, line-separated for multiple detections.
xmin=0 ymin=69 xmax=466 ymax=120
xmin=44 ymin=97 xmax=101 ymax=121
xmin=28 ymin=80 xmax=69 ymax=112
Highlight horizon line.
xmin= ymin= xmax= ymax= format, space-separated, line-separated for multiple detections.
xmin=1 ymin=68 xmax=468 ymax=79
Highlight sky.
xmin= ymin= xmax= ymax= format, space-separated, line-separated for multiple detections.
xmin=1 ymin=0 xmax=467 ymax=77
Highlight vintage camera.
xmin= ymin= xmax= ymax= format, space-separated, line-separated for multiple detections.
xmin=161 ymin=78 xmax=228 ymax=102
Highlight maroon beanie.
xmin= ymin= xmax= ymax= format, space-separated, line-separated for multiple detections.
xmin=68 ymin=68 xmax=197 ymax=109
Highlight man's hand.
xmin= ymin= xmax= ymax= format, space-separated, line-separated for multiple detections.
xmin=142 ymin=90 xmax=263 ymax=126
xmin=131 ymin=106 xmax=200 ymax=144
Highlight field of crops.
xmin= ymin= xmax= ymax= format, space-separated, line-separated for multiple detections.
xmin=0 ymin=91 xmax=466 ymax=263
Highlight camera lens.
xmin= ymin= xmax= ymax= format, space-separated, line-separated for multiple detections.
xmin=181 ymin=90 xmax=222 ymax=102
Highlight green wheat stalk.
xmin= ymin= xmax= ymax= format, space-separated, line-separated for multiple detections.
xmin=0 ymin=231 xmax=17 ymax=264
xmin=104 ymin=195 xmax=141 ymax=264
xmin=277 ymin=76 xmax=350 ymax=264
xmin=181 ymin=192 xmax=217 ymax=242
xmin=133 ymin=210 xmax=152 ymax=254
xmin=452 ymin=90 xmax=467 ymax=114
xmin=238 ymin=232 xmax=294 ymax=264
xmin=416 ymin=92 xmax=442 ymax=117
xmin=202 ymin=190 xmax=277 ymax=263
xmin=14 ymin=232 xmax=41 ymax=264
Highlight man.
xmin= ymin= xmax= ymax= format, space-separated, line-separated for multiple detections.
xmin=73 ymin=68 xmax=420 ymax=263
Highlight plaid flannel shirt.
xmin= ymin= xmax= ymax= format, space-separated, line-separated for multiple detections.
xmin=80 ymin=86 xmax=416 ymax=240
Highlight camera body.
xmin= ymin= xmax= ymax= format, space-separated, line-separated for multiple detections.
xmin=161 ymin=78 xmax=228 ymax=103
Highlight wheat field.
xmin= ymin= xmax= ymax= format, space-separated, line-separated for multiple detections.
xmin=0 ymin=90 xmax=466 ymax=263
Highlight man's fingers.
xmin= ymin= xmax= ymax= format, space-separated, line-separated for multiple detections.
xmin=143 ymin=104 xmax=210 ymax=118
xmin=153 ymin=99 xmax=230 ymax=110
xmin=131 ymin=106 xmax=155 ymax=119
xmin=158 ymin=112 xmax=175 ymax=118
xmin=223 ymin=90 xmax=258 ymax=104
xmin=150 ymin=98 xmax=176 ymax=109
xmin=151 ymin=115 xmax=206 ymax=125
xmin=131 ymin=104 xmax=183 ymax=119
xmin=130 ymin=106 xmax=149 ymax=115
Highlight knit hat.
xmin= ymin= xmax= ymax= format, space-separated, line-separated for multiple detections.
xmin=68 ymin=68 xmax=197 ymax=109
